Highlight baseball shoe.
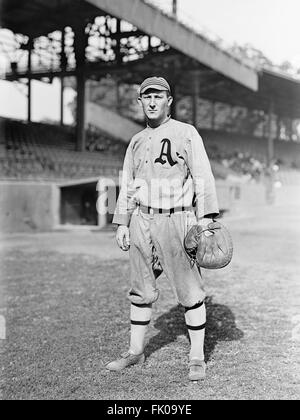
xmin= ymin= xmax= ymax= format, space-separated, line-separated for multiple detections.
xmin=188 ymin=359 xmax=206 ymax=381
xmin=105 ymin=351 xmax=145 ymax=372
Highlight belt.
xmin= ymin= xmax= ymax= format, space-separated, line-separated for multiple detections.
xmin=138 ymin=204 xmax=193 ymax=215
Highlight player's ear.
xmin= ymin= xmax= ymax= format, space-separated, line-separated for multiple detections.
xmin=167 ymin=95 xmax=173 ymax=108
xmin=137 ymin=97 xmax=142 ymax=107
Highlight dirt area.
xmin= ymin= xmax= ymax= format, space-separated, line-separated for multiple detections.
xmin=0 ymin=203 xmax=299 ymax=400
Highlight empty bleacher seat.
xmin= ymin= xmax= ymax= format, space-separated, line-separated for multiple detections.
xmin=0 ymin=118 xmax=125 ymax=181
xmin=1 ymin=118 xmax=299 ymax=182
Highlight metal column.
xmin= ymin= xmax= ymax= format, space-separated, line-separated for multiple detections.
xmin=60 ymin=28 xmax=67 ymax=126
xmin=211 ymin=101 xmax=216 ymax=130
xmin=60 ymin=78 xmax=65 ymax=126
xmin=267 ymin=100 xmax=275 ymax=167
xmin=172 ymin=0 xmax=178 ymax=16
xmin=27 ymin=39 xmax=33 ymax=123
xmin=76 ymin=72 xmax=86 ymax=152
xmin=192 ymin=71 xmax=200 ymax=129
xmin=170 ymin=81 xmax=177 ymax=119
xmin=74 ymin=24 xmax=87 ymax=152
xmin=266 ymin=99 xmax=275 ymax=204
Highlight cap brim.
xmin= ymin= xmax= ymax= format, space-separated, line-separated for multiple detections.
xmin=140 ymin=84 xmax=170 ymax=95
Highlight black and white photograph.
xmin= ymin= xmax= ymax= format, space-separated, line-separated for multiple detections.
xmin=0 ymin=0 xmax=299 ymax=403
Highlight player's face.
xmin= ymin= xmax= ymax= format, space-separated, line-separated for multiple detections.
xmin=138 ymin=89 xmax=173 ymax=127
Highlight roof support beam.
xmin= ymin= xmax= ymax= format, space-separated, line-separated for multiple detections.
xmin=60 ymin=77 xmax=65 ymax=126
xmin=267 ymin=99 xmax=275 ymax=167
xmin=265 ymin=99 xmax=276 ymax=204
xmin=172 ymin=0 xmax=177 ymax=17
xmin=76 ymin=71 xmax=86 ymax=151
xmin=74 ymin=23 xmax=87 ymax=152
xmin=60 ymin=27 xmax=66 ymax=126
xmin=27 ymin=38 xmax=33 ymax=123
xmin=192 ymin=70 xmax=200 ymax=128
xmin=170 ymin=83 xmax=177 ymax=119
xmin=211 ymin=101 xmax=216 ymax=130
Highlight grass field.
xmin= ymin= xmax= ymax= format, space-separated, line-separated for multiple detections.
xmin=0 ymin=204 xmax=300 ymax=400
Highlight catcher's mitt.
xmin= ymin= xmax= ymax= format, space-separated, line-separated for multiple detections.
xmin=184 ymin=221 xmax=233 ymax=269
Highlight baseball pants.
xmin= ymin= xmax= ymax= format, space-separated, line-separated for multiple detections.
xmin=128 ymin=208 xmax=206 ymax=308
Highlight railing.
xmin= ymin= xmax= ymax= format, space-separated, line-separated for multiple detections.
xmin=142 ymin=0 xmax=255 ymax=68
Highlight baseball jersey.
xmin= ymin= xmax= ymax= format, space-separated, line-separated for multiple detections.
xmin=113 ymin=117 xmax=219 ymax=226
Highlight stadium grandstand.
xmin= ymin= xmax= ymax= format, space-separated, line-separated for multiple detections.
xmin=0 ymin=117 xmax=125 ymax=181
xmin=0 ymin=0 xmax=300 ymax=232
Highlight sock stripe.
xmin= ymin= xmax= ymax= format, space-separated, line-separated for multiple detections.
xmin=131 ymin=320 xmax=151 ymax=326
xmin=186 ymin=323 xmax=206 ymax=331
xmin=184 ymin=301 xmax=204 ymax=313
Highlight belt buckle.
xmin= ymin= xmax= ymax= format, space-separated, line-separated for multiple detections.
xmin=149 ymin=208 xmax=154 ymax=216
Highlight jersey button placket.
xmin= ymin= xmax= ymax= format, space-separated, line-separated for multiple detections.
xmin=146 ymin=138 xmax=151 ymax=163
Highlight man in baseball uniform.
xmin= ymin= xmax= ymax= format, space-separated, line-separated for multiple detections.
xmin=106 ymin=77 xmax=219 ymax=381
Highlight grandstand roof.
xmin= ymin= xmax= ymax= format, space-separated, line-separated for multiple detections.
xmin=1 ymin=0 xmax=257 ymax=90
xmin=0 ymin=0 xmax=100 ymax=37
xmin=115 ymin=49 xmax=300 ymax=119
xmin=1 ymin=0 xmax=300 ymax=118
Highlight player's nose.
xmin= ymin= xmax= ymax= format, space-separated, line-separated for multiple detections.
xmin=149 ymin=98 xmax=157 ymax=108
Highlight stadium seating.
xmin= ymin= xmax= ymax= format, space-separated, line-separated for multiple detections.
xmin=1 ymin=118 xmax=299 ymax=183
xmin=201 ymin=129 xmax=300 ymax=169
xmin=0 ymin=118 xmax=126 ymax=181
xmin=200 ymin=128 xmax=300 ymax=185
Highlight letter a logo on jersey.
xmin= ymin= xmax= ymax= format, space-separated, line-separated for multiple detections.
xmin=155 ymin=139 xmax=177 ymax=167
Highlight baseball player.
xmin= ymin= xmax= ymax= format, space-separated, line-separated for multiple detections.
xmin=105 ymin=77 xmax=219 ymax=381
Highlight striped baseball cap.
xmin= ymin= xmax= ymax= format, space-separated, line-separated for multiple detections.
xmin=140 ymin=77 xmax=171 ymax=95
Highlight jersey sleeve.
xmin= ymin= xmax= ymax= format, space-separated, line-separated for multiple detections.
xmin=112 ymin=143 xmax=137 ymax=226
xmin=185 ymin=126 xmax=219 ymax=220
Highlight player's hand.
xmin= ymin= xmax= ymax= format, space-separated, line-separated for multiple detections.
xmin=197 ymin=218 xmax=215 ymax=237
xmin=116 ymin=225 xmax=130 ymax=251
xmin=197 ymin=218 xmax=213 ymax=227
